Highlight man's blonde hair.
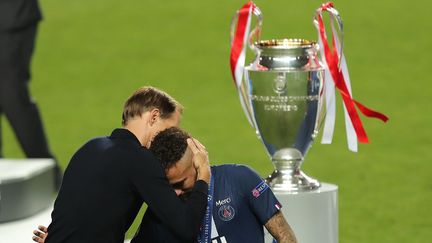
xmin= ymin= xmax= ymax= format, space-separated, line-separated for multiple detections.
xmin=122 ymin=86 xmax=182 ymax=126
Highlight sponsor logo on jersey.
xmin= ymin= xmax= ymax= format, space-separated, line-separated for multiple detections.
xmin=218 ymin=204 xmax=235 ymax=221
xmin=251 ymin=180 xmax=269 ymax=198
xmin=215 ymin=197 xmax=231 ymax=207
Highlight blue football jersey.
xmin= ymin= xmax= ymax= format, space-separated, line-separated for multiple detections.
xmin=209 ymin=164 xmax=281 ymax=243
xmin=132 ymin=164 xmax=281 ymax=243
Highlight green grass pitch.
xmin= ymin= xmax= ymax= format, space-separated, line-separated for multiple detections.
xmin=2 ymin=0 xmax=431 ymax=242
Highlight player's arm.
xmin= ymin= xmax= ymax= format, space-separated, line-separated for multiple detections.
xmin=32 ymin=225 xmax=48 ymax=243
xmin=235 ymin=164 xmax=298 ymax=243
xmin=264 ymin=211 xmax=298 ymax=243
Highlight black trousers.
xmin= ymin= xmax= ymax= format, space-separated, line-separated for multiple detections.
xmin=0 ymin=24 xmax=53 ymax=158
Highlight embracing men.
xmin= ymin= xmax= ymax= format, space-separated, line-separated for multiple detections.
xmin=33 ymin=86 xmax=297 ymax=243
xmin=42 ymin=87 xmax=210 ymax=243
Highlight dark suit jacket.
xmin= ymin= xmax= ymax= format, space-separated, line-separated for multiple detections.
xmin=45 ymin=129 xmax=208 ymax=243
xmin=0 ymin=0 xmax=42 ymax=30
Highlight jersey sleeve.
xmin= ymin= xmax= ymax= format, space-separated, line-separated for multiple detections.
xmin=235 ymin=165 xmax=282 ymax=225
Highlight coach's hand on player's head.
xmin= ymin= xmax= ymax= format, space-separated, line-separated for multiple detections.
xmin=187 ymin=137 xmax=210 ymax=184
xmin=32 ymin=225 xmax=48 ymax=243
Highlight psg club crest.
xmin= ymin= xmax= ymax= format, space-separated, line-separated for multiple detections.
xmin=218 ymin=205 xmax=235 ymax=221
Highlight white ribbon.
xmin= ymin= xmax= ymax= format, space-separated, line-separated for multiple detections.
xmin=315 ymin=6 xmax=358 ymax=152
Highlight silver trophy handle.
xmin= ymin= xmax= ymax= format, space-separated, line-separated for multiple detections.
xmin=248 ymin=7 xmax=263 ymax=51
xmin=312 ymin=4 xmax=345 ymax=138
xmin=314 ymin=5 xmax=344 ymax=70
xmin=229 ymin=4 xmax=263 ymax=130
xmin=327 ymin=6 xmax=344 ymax=70
xmin=229 ymin=5 xmax=263 ymax=49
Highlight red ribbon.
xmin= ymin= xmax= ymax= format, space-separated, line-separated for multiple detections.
xmin=230 ymin=1 xmax=254 ymax=83
xmin=316 ymin=7 xmax=389 ymax=143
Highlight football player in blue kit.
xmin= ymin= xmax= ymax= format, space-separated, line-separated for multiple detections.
xmin=134 ymin=127 xmax=297 ymax=243
xmin=32 ymin=127 xmax=297 ymax=243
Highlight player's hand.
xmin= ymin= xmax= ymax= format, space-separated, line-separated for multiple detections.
xmin=32 ymin=225 xmax=48 ymax=243
xmin=187 ymin=138 xmax=210 ymax=184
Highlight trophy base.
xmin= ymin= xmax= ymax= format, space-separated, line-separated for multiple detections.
xmin=265 ymin=183 xmax=338 ymax=243
xmin=266 ymin=169 xmax=321 ymax=192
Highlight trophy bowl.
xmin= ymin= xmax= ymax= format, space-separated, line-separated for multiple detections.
xmin=242 ymin=38 xmax=326 ymax=192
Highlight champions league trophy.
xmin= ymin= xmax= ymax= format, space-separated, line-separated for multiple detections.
xmin=230 ymin=2 xmax=337 ymax=243
xmin=230 ymin=7 xmax=325 ymax=193
xmin=230 ymin=2 xmax=388 ymax=243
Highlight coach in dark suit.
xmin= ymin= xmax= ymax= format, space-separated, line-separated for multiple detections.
xmin=0 ymin=0 xmax=55 ymax=160
xmin=43 ymin=87 xmax=211 ymax=243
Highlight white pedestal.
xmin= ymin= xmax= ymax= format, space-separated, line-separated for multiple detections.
xmin=0 ymin=159 xmax=134 ymax=243
xmin=265 ymin=183 xmax=338 ymax=243
xmin=0 ymin=203 xmax=133 ymax=243
xmin=0 ymin=202 xmax=53 ymax=243
xmin=0 ymin=159 xmax=56 ymax=222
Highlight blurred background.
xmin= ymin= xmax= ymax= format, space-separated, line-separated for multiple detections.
xmin=1 ymin=0 xmax=431 ymax=242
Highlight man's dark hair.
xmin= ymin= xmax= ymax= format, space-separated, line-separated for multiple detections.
xmin=149 ymin=127 xmax=190 ymax=170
